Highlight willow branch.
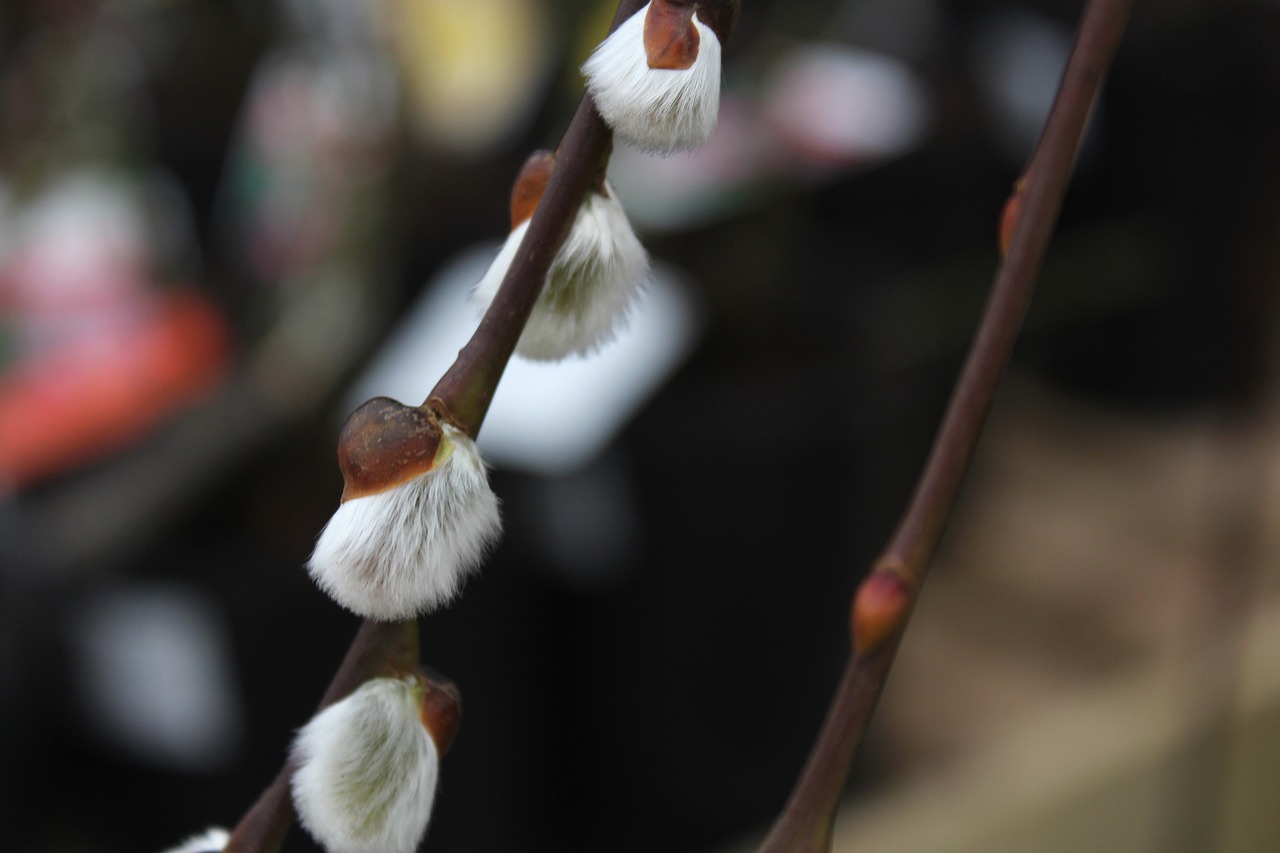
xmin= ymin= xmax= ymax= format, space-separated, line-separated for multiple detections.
xmin=756 ymin=1 xmax=1136 ymax=850
xmin=224 ymin=4 xmax=647 ymax=850
xmin=428 ymin=0 xmax=646 ymax=438
xmin=225 ymin=619 xmax=420 ymax=853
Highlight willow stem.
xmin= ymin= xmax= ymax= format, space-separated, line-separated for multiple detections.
xmin=224 ymin=619 xmax=419 ymax=853
xmin=756 ymin=0 xmax=1136 ymax=850
xmin=223 ymin=3 xmax=653 ymax=849
xmin=428 ymin=0 xmax=646 ymax=438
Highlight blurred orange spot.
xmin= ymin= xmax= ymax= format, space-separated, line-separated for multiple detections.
xmin=999 ymin=179 xmax=1025 ymax=258
xmin=0 ymin=290 xmax=229 ymax=489
xmin=852 ymin=568 xmax=912 ymax=656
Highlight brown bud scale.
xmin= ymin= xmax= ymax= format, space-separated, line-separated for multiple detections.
xmin=852 ymin=566 xmax=913 ymax=657
xmin=337 ymin=397 xmax=444 ymax=502
xmin=999 ymin=177 xmax=1027 ymax=259
xmin=645 ymin=0 xmax=700 ymax=70
xmin=510 ymin=151 xmax=556 ymax=228
xmin=417 ymin=670 xmax=462 ymax=755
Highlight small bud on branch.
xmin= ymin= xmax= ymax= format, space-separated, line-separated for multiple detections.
xmin=757 ymin=0 xmax=1137 ymax=850
xmin=851 ymin=559 xmax=913 ymax=657
xmin=999 ymin=177 xmax=1026 ymax=259
xmin=418 ymin=669 xmax=463 ymax=755
xmin=510 ymin=151 xmax=557 ymax=228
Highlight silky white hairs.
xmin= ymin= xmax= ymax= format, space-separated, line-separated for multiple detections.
xmin=161 ymin=827 xmax=230 ymax=853
xmin=583 ymin=2 xmax=723 ymax=154
xmin=307 ymin=423 xmax=501 ymax=619
xmin=291 ymin=677 xmax=440 ymax=853
xmin=473 ymin=183 xmax=648 ymax=361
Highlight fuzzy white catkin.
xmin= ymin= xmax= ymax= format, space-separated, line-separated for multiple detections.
xmin=291 ymin=677 xmax=440 ymax=853
xmin=307 ymin=423 xmax=501 ymax=619
xmin=473 ymin=184 xmax=648 ymax=361
xmin=161 ymin=827 xmax=230 ymax=853
xmin=582 ymin=2 xmax=723 ymax=155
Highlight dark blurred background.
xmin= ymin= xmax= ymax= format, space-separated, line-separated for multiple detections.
xmin=1 ymin=0 xmax=1278 ymax=851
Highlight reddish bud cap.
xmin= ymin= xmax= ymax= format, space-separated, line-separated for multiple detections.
xmin=999 ymin=179 xmax=1026 ymax=259
xmin=645 ymin=0 xmax=700 ymax=70
xmin=417 ymin=669 xmax=462 ymax=755
xmin=337 ymin=398 xmax=444 ymax=502
xmin=510 ymin=150 xmax=556 ymax=228
xmin=852 ymin=564 xmax=913 ymax=656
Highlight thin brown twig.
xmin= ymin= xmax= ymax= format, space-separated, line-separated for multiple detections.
xmin=755 ymin=0 xmax=1137 ymax=850
xmin=223 ymin=4 xmax=647 ymax=850
xmin=429 ymin=1 xmax=646 ymax=438
xmin=225 ymin=619 xmax=420 ymax=853
xmin=223 ymin=765 xmax=293 ymax=853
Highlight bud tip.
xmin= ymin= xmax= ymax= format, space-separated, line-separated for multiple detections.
xmin=999 ymin=177 xmax=1026 ymax=259
xmin=852 ymin=562 xmax=913 ymax=656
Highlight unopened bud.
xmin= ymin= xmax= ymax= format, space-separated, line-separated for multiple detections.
xmin=852 ymin=562 xmax=913 ymax=656
xmin=417 ymin=668 xmax=462 ymax=755
xmin=510 ymin=150 xmax=556 ymax=228
xmin=583 ymin=0 xmax=739 ymax=154
xmin=308 ymin=397 xmax=501 ymax=619
xmin=999 ymin=177 xmax=1025 ymax=258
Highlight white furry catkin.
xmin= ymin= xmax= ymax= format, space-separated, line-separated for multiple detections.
xmin=583 ymin=2 xmax=723 ymax=155
xmin=161 ymin=827 xmax=230 ymax=853
xmin=473 ymin=184 xmax=648 ymax=361
xmin=307 ymin=423 xmax=501 ymax=619
xmin=291 ymin=677 xmax=440 ymax=853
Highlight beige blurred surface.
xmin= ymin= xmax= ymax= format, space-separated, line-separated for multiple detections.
xmin=736 ymin=379 xmax=1280 ymax=853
